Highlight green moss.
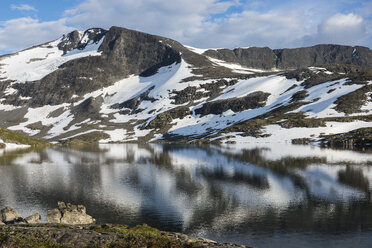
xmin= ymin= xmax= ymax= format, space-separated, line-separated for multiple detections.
xmin=60 ymin=131 xmax=110 ymax=145
xmin=0 ymin=232 xmax=69 ymax=248
xmin=0 ymin=128 xmax=48 ymax=146
xmin=93 ymin=225 xmax=187 ymax=248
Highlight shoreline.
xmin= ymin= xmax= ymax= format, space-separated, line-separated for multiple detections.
xmin=0 ymin=223 xmax=248 ymax=248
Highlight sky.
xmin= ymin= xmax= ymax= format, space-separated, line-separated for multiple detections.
xmin=0 ymin=0 xmax=371 ymax=55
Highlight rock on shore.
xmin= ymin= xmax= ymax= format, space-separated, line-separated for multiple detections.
xmin=0 ymin=203 xmax=249 ymax=247
xmin=47 ymin=201 xmax=96 ymax=225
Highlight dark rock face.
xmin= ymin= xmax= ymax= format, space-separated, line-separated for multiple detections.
xmin=171 ymin=79 xmax=238 ymax=105
xmin=204 ymin=45 xmax=372 ymax=70
xmin=275 ymin=45 xmax=372 ymax=69
xmin=195 ymin=91 xmax=270 ymax=116
xmin=321 ymin=127 xmax=372 ymax=149
xmin=144 ymin=106 xmax=191 ymax=130
xmin=114 ymin=86 xmax=156 ymax=112
xmin=73 ymin=96 xmax=104 ymax=116
xmin=334 ymin=84 xmax=372 ymax=114
xmin=290 ymin=90 xmax=309 ymax=102
xmin=99 ymin=26 xmax=182 ymax=77
xmin=204 ymin=47 xmax=276 ymax=70
xmin=57 ymin=30 xmax=81 ymax=54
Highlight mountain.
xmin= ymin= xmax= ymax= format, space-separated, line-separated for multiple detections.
xmin=0 ymin=26 xmax=371 ymax=148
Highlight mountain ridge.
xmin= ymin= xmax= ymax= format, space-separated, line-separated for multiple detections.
xmin=0 ymin=26 xmax=371 ymax=147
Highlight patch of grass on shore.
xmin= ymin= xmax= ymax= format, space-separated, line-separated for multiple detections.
xmin=0 ymin=128 xmax=48 ymax=146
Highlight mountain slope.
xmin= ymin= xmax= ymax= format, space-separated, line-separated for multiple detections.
xmin=0 ymin=26 xmax=371 ymax=147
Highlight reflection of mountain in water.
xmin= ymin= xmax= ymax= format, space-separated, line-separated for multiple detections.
xmin=0 ymin=144 xmax=371 ymax=247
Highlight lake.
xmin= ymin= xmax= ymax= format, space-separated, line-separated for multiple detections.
xmin=0 ymin=143 xmax=371 ymax=248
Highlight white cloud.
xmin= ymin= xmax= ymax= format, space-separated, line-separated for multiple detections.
xmin=189 ymin=10 xmax=308 ymax=49
xmin=302 ymin=13 xmax=367 ymax=47
xmin=0 ymin=17 xmax=73 ymax=51
xmin=0 ymin=0 xmax=371 ymax=54
xmin=63 ymin=0 xmax=238 ymax=44
xmin=10 ymin=4 xmax=37 ymax=12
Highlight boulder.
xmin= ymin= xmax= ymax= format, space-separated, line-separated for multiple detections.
xmin=47 ymin=208 xmax=62 ymax=224
xmin=1 ymin=207 xmax=22 ymax=223
xmin=25 ymin=213 xmax=41 ymax=224
xmin=47 ymin=202 xmax=95 ymax=225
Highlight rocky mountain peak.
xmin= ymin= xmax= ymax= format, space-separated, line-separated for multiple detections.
xmin=0 ymin=26 xmax=371 ymax=145
xmin=57 ymin=28 xmax=107 ymax=54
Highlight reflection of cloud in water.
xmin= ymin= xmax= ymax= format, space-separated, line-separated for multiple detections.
xmin=298 ymin=165 xmax=365 ymax=201
xmin=0 ymin=143 xmax=371 ymax=246
xmin=221 ymin=143 xmax=372 ymax=164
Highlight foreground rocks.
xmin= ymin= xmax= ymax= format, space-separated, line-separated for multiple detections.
xmin=0 ymin=207 xmax=22 ymax=223
xmin=47 ymin=202 xmax=96 ymax=225
xmin=0 ymin=203 xmax=249 ymax=247
xmin=0 ymin=207 xmax=39 ymax=225
xmin=0 ymin=224 xmax=248 ymax=248
xmin=0 ymin=202 xmax=94 ymax=226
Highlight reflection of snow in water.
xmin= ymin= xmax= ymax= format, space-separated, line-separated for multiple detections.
xmin=0 ymin=143 xmax=370 ymax=232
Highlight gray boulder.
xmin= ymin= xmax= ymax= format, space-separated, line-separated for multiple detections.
xmin=47 ymin=202 xmax=95 ymax=225
xmin=25 ymin=213 xmax=41 ymax=224
xmin=0 ymin=207 xmax=22 ymax=223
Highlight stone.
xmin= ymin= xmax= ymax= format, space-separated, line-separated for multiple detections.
xmin=57 ymin=201 xmax=67 ymax=210
xmin=1 ymin=207 xmax=22 ymax=223
xmin=47 ymin=202 xmax=95 ymax=225
xmin=0 ymin=220 xmax=4 ymax=225
xmin=25 ymin=213 xmax=41 ymax=224
xmin=77 ymin=205 xmax=86 ymax=214
xmin=47 ymin=208 xmax=62 ymax=224
xmin=60 ymin=211 xmax=95 ymax=225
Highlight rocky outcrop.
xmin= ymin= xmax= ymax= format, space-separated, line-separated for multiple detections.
xmin=195 ymin=91 xmax=270 ymax=116
xmin=204 ymin=47 xmax=276 ymax=70
xmin=0 ymin=207 xmax=22 ymax=223
xmin=320 ymin=127 xmax=372 ymax=149
xmin=144 ymin=106 xmax=191 ymax=130
xmin=0 ymin=207 xmax=42 ymax=225
xmin=113 ymin=86 xmax=156 ymax=112
xmin=171 ymin=79 xmax=238 ymax=105
xmin=204 ymin=44 xmax=372 ymax=70
xmin=57 ymin=28 xmax=107 ymax=54
xmin=275 ymin=45 xmax=372 ymax=69
xmin=24 ymin=213 xmax=41 ymax=224
xmin=334 ymin=84 xmax=372 ymax=114
xmin=47 ymin=202 xmax=95 ymax=225
xmin=290 ymin=90 xmax=309 ymax=103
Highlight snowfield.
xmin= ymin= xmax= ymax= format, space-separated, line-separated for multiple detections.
xmin=0 ymin=36 xmax=371 ymax=144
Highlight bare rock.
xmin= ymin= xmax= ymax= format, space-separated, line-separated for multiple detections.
xmin=1 ymin=207 xmax=22 ymax=223
xmin=25 ymin=213 xmax=41 ymax=224
xmin=47 ymin=208 xmax=62 ymax=224
xmin=61 ymin=210 xmax=95 ymax=225
xmin=57 ymin=201 xmax=67 ymax=210
xmin=48 ymin=202 xmax=95 ymax=225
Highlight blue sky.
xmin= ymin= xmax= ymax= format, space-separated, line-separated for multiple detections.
xmin=0 ymin=0 xmax=371 ymax=55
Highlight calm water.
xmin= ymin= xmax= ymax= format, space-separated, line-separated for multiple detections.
xmin=0 ymin=143 xmax=372 ymax=248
